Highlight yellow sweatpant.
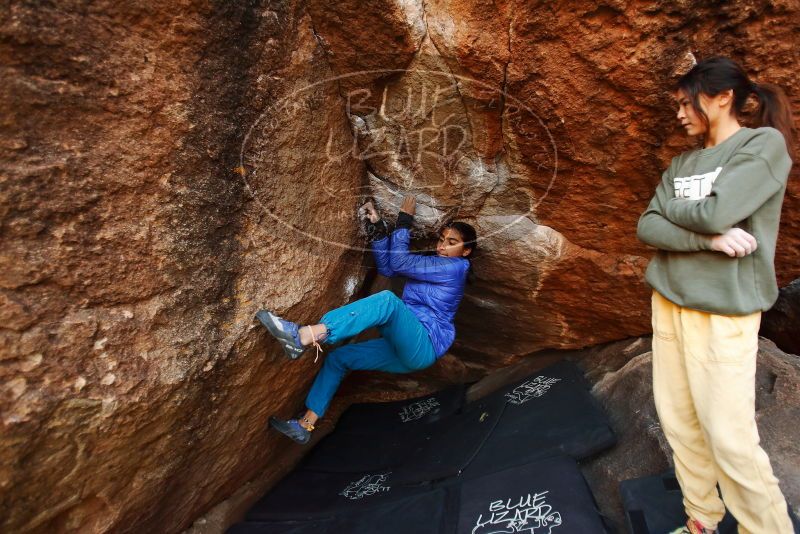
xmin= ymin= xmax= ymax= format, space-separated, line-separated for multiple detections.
xmin=651 ymin=291 xmax=793 ymax=534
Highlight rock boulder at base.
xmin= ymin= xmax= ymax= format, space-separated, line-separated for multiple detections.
xmin=761 ymin=279 xmax=800 ymax=356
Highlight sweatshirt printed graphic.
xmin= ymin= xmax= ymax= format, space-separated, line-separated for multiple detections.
xmin=673 ymin=167 xmax=722 ymax=200
xmin=637 ymin=127 xmax=792 ymax=315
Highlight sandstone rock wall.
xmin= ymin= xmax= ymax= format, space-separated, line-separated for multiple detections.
xmin=306 ymin=0 xmax=800 ymax=358
xmin=2 ymin=1 xmax=366 ymax=532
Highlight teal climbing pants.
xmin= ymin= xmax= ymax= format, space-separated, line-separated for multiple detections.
xmin=305 ymin=290 xmax=436 ymax=417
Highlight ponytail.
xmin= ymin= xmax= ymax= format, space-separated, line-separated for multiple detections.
xmin=678 ymin=57 xmax=796 ymax=159
xmin=752 ymin=82 xmax=796 ymax=159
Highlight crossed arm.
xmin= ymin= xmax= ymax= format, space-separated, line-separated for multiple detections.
xmin=661 ymin=153 xmax=782 ymax=235
xmin=637 ymin=174 xmax=713 ymax=252
xmin=637 ymin=162 xmax=767 ymax=257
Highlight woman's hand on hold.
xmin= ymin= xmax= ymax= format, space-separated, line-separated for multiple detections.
xmin=710 ymin=228 xmax=758 ymax=258
xmin=400 ymin=194 xmax=416 ymax=216
xmin=361 ymin=200 xmax=381 ymax=223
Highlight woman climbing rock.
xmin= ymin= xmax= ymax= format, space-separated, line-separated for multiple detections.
xmin=637 ymin=56 xmax=795 ymax=534
xmin=256 ymin=194 xmax=476 ymax=445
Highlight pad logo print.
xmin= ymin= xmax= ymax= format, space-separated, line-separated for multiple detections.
xmin=339 ymin=473 xmax=391 ymax=500
xmin=398 ymin=397 xmax=440 ymax=422
xmin=505 ymin=377 xmax=561 ymax=405
xmin=673 ymin=166 xmax=723 ymax=200
xmin=472 ymin=491 xmax=562 ymax=534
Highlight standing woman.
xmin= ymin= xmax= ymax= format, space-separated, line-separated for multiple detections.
xmin=257 ymin=194 xmax=476 ymax=445
xmin=638 ymin=56 xmax=795 ymax=534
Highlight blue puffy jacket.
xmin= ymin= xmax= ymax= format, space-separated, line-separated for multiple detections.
xmin=371 ymin=226 xmax=470 ymax=358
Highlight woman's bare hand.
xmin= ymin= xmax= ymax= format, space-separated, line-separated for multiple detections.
xmin=399 ymin=194 xmax=416 ymax=216
xmin=361 ymin=200 xmax=381 ymax=223
xmin=710 ymin=228 xmax=758 ymax=258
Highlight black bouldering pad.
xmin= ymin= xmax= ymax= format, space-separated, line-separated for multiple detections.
xmin=226 ymin=519 xmax=333 ymax=534
xmin=243 ymin=364 xmax=618 ymax=531
xmin=465 ymin=360 xmax=615 ymax=477
xmin=458 ymin=455 xmax=609 ymax=534
xmin=391 ymin=395 xmax=505 ymax=485
xmin=334 ymin=384 xmax=466 ymax=434
xmin=302 ymin=395 xmax=505 ymax=478
xmin=231 ymin=489 xmax=450 ymax=534
xmin=333 ymin=488 xmax=451 ymax=534
xmin=620 ymin=471 xmax=800 ymax=534
xmin=245 ymin=469 xmax=428 ymax=521
xmin=301 ymin=425 xmax=416 ymax=473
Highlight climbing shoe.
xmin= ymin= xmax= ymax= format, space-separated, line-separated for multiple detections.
xmin=269 ymin=417 xmax=311 ymax=445
xmin=667 ymin=519 xmax=718 ymax=534
xmin=255 ymin=310 xmax=305 ymax=360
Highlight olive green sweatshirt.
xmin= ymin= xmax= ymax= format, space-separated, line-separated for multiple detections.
xmin=637 ymin=127 xmax=792 ymax=315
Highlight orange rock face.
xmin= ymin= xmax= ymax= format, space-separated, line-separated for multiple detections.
xmin=307 ymin=0 xmax=800 ymax=357
xmin=2 ymin=0 xmax=799 ymax=532
xmin=1 ymin=2 xmax=366 ymax=532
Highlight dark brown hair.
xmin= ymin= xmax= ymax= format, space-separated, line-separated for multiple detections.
xmin=678 ymin=56 xmax=795 ymax=158
xmin=442 ymin=221 xmax=477 ymax=258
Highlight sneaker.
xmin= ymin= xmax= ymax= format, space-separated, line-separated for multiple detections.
xmin=668 ymin=519 xmax=718 ymax=534
xmin=269 ymin=417 xmax=311 ymax=444
xmin=255 ymin=310 xmax=306 ymax=360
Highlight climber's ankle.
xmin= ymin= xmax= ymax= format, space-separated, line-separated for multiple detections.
xmin=299 ymin=324 xmax=327 ymax=346
xmin=300 ymin=410 xmax=319 ymax=431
